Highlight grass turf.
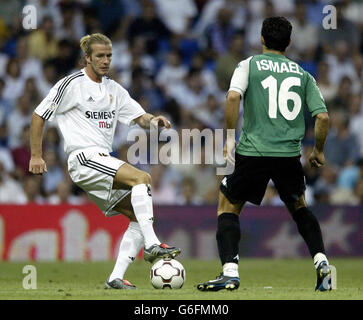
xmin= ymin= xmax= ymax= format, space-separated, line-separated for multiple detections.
xmin=0 ymin=258 xmax=362 ymax=300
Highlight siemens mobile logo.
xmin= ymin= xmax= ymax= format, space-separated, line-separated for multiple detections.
xmin=85 ymin=110 xmax=116 ymax=120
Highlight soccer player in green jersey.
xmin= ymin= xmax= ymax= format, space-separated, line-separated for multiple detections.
xmin=197 ymin=17 xmax=331 ymax=292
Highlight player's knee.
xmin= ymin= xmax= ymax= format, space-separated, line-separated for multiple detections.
xmin=142 ymin=172 xmax=152 ymax=185
xmin=285 ymin=195 xmax=306 ymax=214
xmin=290 ymin=206 xmax=315 ymax=223
xmin=131 ymin=171 xmax=151 ymax=186
xmin=217 ymin=192 xmax=243 ymax=216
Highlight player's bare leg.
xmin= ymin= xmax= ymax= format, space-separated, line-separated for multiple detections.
xmin=217 ymin=191 xmax=244 ymax=216
xmin=198 ymin=192 xmax=244 ymax=291
xmin=113 ymin=163 xmax=181 ymax=263
xmin=112 ymin=193 xmax=137 ymax=221
xmin=285 ymin=194 xmax=331 ymax=291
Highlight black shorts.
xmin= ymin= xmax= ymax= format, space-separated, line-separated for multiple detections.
xmin=220 ymin=153 xmax=306 ymax=205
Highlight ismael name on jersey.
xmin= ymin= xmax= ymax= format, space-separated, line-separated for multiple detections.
xmin=255 ymin=59 xmax=303 ymax=75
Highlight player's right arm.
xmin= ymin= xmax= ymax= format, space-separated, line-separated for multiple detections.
xmin=28 ymin=75 xmax=75 ymax=174
xmin=29 ymin=112 xmax=47 ymax=174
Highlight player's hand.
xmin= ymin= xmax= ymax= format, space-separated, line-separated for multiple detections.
xmin=150 ymin=116 xmax=171 ymax=129
xmin=224 ymin=138 xmax=236 ymax=165
xmin=29 ymin=156 xmax=47 ymax=175
xmin=309 ymin=148 xmax=325 ymax=168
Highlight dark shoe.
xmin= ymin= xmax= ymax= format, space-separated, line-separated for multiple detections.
xmin=315 ymin=261 xmax=332 ymax=292
xmin=197 ymin=273 xmax=240 ymax=291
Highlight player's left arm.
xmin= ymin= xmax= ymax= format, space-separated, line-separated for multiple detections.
xmin=134 ymin=113 xmax=171 ymax=130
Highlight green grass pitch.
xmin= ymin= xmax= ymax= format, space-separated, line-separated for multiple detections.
xmin=0 ymin=258 xmax=362 ymax=300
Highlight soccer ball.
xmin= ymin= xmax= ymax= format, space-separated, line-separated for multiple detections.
xmin=150 ymin=258 xmax=185 ymax=289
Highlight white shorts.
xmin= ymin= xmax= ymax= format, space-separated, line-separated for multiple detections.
xmin=67 ymin=147 xmax=130 ymax=217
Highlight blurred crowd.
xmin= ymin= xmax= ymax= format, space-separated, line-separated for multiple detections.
xmin=0 ymin=0 xmax=362 ymax=206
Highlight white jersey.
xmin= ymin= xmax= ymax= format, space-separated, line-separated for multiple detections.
xmin=34 ymin=69 xmax=146 ymax=157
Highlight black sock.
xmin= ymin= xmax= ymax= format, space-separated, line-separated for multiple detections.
xmin=291 ymin=207 xmax=325 ymax=257
xmin=216 ymin=213 xmax=241 ymax=265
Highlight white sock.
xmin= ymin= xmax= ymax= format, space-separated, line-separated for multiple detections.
xmin=109 ymin=222 xmax=144 ymax=282
xmin=313 ymin=252 xmax=329 ymax=269
xmin=223 ymin=262 xmax=239 ymax=277
xmin=131 ymin=184 xmax=160 ymax=248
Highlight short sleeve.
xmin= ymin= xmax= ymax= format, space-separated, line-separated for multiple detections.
xmin=117 ymin=87 xmax=146 ymax=126
xmin=34 ymin=75 xmax=78 ymax=121
xmin=228 ymin=56 xmax=253 ymax=96
xmin=305 ymin=72 xmax=328 ymax=117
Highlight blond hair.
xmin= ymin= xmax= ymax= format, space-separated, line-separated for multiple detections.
xmin=80 ymin=33 xmax=112 ymax=56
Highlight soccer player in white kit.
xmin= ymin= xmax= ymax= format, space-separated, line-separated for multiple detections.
xmin=29 ymin=33 xmax=181 ymax=289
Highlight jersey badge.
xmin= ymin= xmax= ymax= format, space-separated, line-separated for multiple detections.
xmin=49 ymin=102 xmax=57 ymax=110
xmin=87 ymin=96 xmax=95 ymax=102
xmin=109 ymin=94 xmax=113 ymax=103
